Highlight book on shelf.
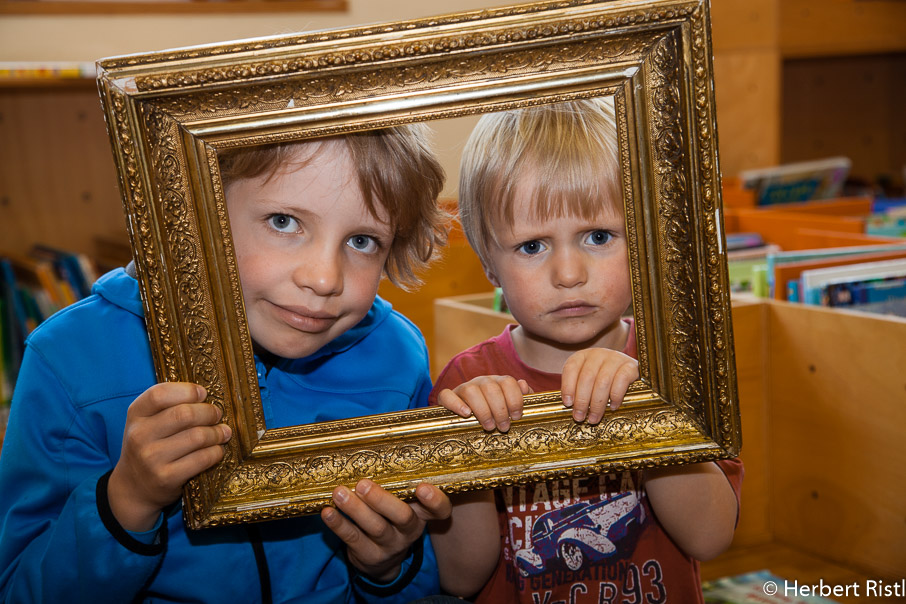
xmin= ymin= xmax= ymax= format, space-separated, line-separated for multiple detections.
xmin=773 ymin=248 xmax=906 ymax=302
xmin=726 ymin=237 xmax=782 ymax=297
xmin=702 ymin=570 xmax=839 ymax=603
xmin=0 ymin=261 xmax=27 ymax=408
xmin=738 ymin=157 xmax=851 ymax=207
xmin=870 ymin=197 xmax=906 ymax=215
xmin=824 ymin=276 xmax=906 ymax=317
xmin=0 ymin=246 xmax=101 ymax=406
xmin=764 ymin=243 xmax=906 ymax=300
xmin=866 ymin=210 xmax=906 ymax=238
xmin=798 ymin=257 xmax=906 ymax=316
xmin=0 ymin=61 xmax=96 ymax=81
xmin=726 ymin=232 xmax=767 ymax=252
xmin=29 ymin=244 xmax=97 ymax=301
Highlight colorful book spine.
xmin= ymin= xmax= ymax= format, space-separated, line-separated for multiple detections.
xmin=0 ymin=247 xmax=101 ymax=404
xmin=801 ymin=258 xmax=906 ymax=308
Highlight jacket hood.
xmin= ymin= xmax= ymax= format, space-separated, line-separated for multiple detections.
xmin=92 ymin=265 xmax=392 ymax=361
xmin=92 ymin=267 xmax=145 ymax=318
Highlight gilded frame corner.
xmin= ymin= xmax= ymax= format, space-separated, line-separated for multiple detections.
xmin=96 ymin=0 xmax=741 ymax=529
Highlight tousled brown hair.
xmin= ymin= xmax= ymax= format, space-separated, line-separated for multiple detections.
xmin=219 ymin=124 xmax=448 ymax=289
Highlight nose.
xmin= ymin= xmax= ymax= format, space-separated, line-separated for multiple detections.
xmin=292 ymin=243 xmax=344 ymax=297
xmin=551 ymin=247 xmax=587 ymax=288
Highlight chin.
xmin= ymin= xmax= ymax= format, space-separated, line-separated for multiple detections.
xmin=549 ymin=325 xmax=607 ymax=343
xmin=256 ymin=339 xmax=322 ymax=360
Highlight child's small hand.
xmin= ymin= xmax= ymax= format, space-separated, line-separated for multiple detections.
xmin=322 ymin=479 xmax=452 ymax=583
xmin=561 ymin=349 xmax=639 ymax=424
xmin=437 ymin=376 xmax=533 ymax=432
xmin=108 ymin=382 xmax=231 ymax=532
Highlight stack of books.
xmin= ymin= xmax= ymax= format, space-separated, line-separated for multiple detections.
xmin=765 ymin=244 xmax=906 ymax=314
xmin=0 ymin=245 xmax=99 ymax=408
xmin=726 ymin=232 xmax=781 ymax=297
xmin=726 ymin=234 xmax=906 ymax=317
xmin=703 ymin=570 xmax=840 ymax=603
xmin=722 ymin=188 xmax=906 ymax=318
xmin=738 ymin=157 xmax=851 ymax=207
xmin=866 ymin=198 xmax=906 ymax=238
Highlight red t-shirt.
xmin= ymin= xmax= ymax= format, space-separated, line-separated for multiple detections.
xmin=429 ymin=321 xmax=743 ymax=604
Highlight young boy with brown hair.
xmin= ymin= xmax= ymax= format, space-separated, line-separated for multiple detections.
xmin=0 ymin=125 xmax=463 ymax=603
xmin=430 ymin=98 xmax=743 ymax=602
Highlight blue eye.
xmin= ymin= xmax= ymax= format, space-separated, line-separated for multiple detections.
xmin=518 ymin=240 xmax=546 ymax=255
xmin=586 ymin=230 xmax=613 ymax=246
xmin=267 ymin=214 xmax=299 ymax=233
xmin=347 ymin=234 xmax=379 ymax=254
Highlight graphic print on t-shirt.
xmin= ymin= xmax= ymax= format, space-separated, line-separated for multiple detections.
xmin=500 ymin=472 xmax=647 ymax=582
xmin=514 ymin=489 xmax=645 ymax=576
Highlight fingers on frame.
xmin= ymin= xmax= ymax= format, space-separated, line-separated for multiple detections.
xmin=321 ymin=502 xmax=367 ymax=550
xmin=134 ymin=382 xmax=207 ymax=416
xmin=500 ymin=378 xmax=525 ymax=422
xmin=570 ymin=360 xmax=608 ymax=422
xmin=437 ymin=389 xmax=472 ymax=418
xmin=479 ymin=381 xmax=513 ymax=432
xmin=605 ymin=362 xmax=640 ymax=413
xmin=585 ymin=373 xmax=614 ymax=424
xmin=160 ymin=441 xmax=227 ymax=487
xmin=455 ymin=382 xmax=496 ymax=431
xmin=412 ymin=483 xmax=452 ymax=521
xmin=587 ymin=362 xmax=639 ymax=421
xmin=333 ymin=480 xmax=419 ymax=542
xmin=134 ymin=423 xmax=229 ymax=479
xmin=560 ymin=356 xmax=583 ymax=407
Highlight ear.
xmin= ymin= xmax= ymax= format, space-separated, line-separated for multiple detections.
xmin=483 ymin=264 xmax=501 ymax=288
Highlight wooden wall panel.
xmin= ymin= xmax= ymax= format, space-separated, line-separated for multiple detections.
xmin=779 ymin=0 xmax=906 ymax=59
xmin=712 ymin=51 xmax=781 ymax=178
xmin=710 ymin=0 xmax=778 ymax=53
xmin=782 ymin=53 xmax=906 ymax=189
xmin=892 ymin=56 xmax=906 ymax=191
xmin=0 ymin=86 xmax=126 ymax=258
xmin=727 ymin=299 xmax=772 ymax=548
xmin=710 ymin=0 xmax=781 ymax=178
xmin=767 ymin=302 xmax=906 ymax=577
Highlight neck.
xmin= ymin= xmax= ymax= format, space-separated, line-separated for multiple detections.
xmin=511 ymin=319 xmax=630 ymax=374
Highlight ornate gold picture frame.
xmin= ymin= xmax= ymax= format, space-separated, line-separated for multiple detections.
xmin=97 ymin=0 xmax=741 ymax=530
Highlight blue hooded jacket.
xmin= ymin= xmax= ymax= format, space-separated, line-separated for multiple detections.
xmin=0 ymin=267 xmax=438 ymax=603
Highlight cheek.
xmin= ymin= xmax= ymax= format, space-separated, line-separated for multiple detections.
xmin=231 ymin=223 xmax=266 ymax=279
xmin=495 ymin=269 xmax=539 ymax=317
xmin=235 ymin=249 xmax=277 ymax=299
xmin=494 ymin=262 xmax=533 ymax=292
xmin=604 ymin=259 xmax=633 ymax=304
xmin=346 ymin=258 xmax=386 ymax=305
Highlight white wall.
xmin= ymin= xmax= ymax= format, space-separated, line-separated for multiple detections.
xmin=0 ymin=1 xmax=512 ymax=62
